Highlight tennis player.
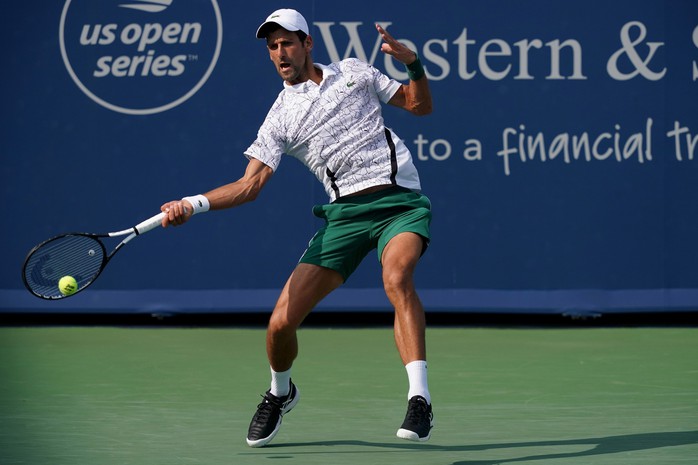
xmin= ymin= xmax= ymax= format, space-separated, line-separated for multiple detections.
xmin=161 ymin=8 xmax=434 ymax=447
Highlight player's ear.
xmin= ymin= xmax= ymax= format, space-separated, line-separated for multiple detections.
xmin=304 ymin=34 xmax=313 ymax=52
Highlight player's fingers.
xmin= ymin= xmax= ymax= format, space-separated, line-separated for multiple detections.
xmin=161 ymin=201 xmax=181 ymax=227
xmin=174 ymin=201 xmax=193 ymax=226
xmin=376 ymin=26 xmax=398 ymax=51
xmin=376 ymin=26 xmax=414 ymax=63
xmin=161 ymin=202 xmax=175 ymax=227
xmin=161 ymin=199 xmax=193 ymax=228
xmin=376 ymin=24 xmax=395 ymax=43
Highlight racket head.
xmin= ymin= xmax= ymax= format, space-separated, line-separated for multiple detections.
xmin=22 ymin=233 xmax=108 ymax=299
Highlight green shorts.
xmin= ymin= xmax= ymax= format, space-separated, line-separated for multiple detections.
xmin=299 ymin=186 xmax=432 ymax=281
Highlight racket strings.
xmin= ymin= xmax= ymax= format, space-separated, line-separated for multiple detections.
xmin=23 ymin=235 xmax=105 ymax=298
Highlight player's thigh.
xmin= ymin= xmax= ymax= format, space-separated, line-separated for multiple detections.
xmin=270 ymin=263 xmax=344 ymax=329
xmin=375 ymin=192 xmax=431 ymax=268
xmin=381 ymin=232 xmax=425 ymax=281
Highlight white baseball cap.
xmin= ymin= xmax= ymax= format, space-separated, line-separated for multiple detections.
xmin=256 ymin=8 xmax=309 ymax=39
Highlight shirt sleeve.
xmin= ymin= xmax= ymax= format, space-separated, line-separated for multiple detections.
xmin=243 ymin=100 xmax=285 ymax=172
xmin=368 ymin=61 xmax=402 ymax=103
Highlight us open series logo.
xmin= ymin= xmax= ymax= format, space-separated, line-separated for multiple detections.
xmin=59 ymin=0 xmax=222 ymax=115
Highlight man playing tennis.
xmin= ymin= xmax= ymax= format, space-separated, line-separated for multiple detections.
xmin=161 ymin=8 xmax=434 ymax=448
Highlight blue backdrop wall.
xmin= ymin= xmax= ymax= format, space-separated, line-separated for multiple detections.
xmin=2 ymin=0 xmax=697 ymax=315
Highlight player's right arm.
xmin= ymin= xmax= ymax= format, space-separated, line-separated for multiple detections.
xmin=203 ymin=158 xmax=274 ymax=210
xmin=161 ymin=158 xmax=274 ymax=227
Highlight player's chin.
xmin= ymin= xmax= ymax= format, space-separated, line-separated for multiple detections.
xmin=277 ymin=65 xmax=296 ymax=80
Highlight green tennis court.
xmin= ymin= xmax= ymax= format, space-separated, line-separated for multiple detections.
xmin=1 ymin=326 xmax=696 ymax=464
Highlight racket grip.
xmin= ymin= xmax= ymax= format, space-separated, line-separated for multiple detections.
xmin=134 ymin=212 xmax=166 ymax=235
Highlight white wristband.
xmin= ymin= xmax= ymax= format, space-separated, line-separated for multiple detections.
xmin=182 ymin=194 xmax=210 ymax=215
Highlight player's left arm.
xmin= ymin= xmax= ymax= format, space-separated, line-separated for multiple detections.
xmin=377 ymin=24 xmax=432 ymax=116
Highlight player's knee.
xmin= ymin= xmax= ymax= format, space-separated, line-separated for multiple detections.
xmin=267 ymin=309 xmax=301 ymax=337
xmin=268 ymin=313 xmax=288 ymax=334
xmin=382 ymin=267 xmax=414 ymax=298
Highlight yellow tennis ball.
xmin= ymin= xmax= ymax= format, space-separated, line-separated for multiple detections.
xmin=58 ymin=276 xmax=78 ymax=296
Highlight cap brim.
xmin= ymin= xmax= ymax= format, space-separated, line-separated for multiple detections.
xmin=256 ymin=20 xmax=301 ymax=39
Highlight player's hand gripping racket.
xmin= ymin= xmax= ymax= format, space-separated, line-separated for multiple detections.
xmin=22 ymin=212 xmax=166 ymax=299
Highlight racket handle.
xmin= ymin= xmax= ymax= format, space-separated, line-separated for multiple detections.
xmin=134 ymin=212 xmax=166 ymax=235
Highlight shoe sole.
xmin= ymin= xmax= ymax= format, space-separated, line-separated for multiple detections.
xmin=396 ymin=427 xmax=431 ymax=442
xmin=246 ymin=386 xmax=300 ymax=448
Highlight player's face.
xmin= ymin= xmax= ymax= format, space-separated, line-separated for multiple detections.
xmin=266 ymin=29 xmax=311 ymax=85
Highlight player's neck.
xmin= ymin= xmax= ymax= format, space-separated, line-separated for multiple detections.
xmin=286 ymin=60 xmax=322 ymax=86
xmin=307 ymin=64 xmax=323 ymax=85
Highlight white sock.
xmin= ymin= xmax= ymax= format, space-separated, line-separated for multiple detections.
xmin=405 ymin=360 xmax=431 ymax=404
xmin=270 ymin=367 xmax=292 ymax=397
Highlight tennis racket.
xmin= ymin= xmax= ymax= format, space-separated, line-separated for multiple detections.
xmin=22 ymin=212 xmax=167 ymax=300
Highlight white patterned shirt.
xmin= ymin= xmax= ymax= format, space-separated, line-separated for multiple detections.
xmin=245 ymin=58 xmax=421 ymax=202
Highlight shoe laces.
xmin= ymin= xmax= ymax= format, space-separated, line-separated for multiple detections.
xmin=406 ymin=397 xmax=430 ymax=423
xmin=254 ymin=393 xmax=282 ymax=421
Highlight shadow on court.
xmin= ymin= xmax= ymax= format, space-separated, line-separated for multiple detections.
xmin=252 ymin=431 xmax=698 ymax=463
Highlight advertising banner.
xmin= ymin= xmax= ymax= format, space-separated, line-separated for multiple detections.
xmin=2 ymin=0 xmax=696 ymax=314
